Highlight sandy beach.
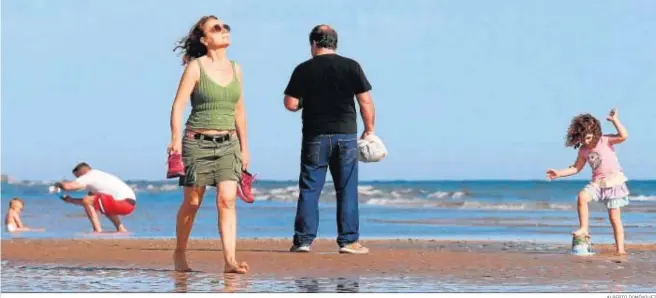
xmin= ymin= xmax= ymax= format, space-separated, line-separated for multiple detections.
xmin=2 ymin=238 xmax=656 ymax=292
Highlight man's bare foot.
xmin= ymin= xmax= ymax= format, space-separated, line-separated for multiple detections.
xmin=572 ymin=228 xmax=589 ymax=237
xmin=109 ymin=225 xmax=129 ymax=233
xmin=173 ymin=250 xmax=193 ymax=272
xmin=615 ymin=250 xmax=627 ymax=256
xmin=89 ymin=231 xmax=130 ymax=235
xmin=224 ymin=261 xmax=249 ymax=274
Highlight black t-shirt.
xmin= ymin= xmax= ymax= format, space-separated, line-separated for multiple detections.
xmin=284 ymin=54 xmax=372 ymax=136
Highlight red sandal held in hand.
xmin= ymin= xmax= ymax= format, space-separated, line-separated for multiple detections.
xmin=167 ymin=152 xmax=185 ymax=179
xmin=237 ymin=170 xmax=256 ymax=203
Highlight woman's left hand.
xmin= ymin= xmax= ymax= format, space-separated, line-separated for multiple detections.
xmin=241 ymin=150 xmax=250 ymax=171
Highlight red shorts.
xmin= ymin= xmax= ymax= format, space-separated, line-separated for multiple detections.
xmin=93 ymin=193 xmax=136 ymax=216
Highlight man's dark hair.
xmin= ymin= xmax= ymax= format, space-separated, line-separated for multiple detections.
xmin=72 ymin=162 xmax=91 ymax=173
xmin=309 ymin=24 xmax=338 ymax=50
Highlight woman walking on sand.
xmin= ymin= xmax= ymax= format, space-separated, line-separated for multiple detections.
xmin=168 ymin=15 xmax=250 ymax=273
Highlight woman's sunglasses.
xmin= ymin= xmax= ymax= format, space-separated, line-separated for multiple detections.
xmin=210 ymin=24 xmax=231 ymax=33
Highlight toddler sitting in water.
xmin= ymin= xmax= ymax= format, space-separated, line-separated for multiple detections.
xmin=546 ymin=108 xmax=629 ymax=255
xmin=5 ymin=197 xmax=43 ymax=232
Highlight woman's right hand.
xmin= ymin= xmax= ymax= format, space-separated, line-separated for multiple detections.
xmin=168 ymin=141 xmax=182 ymax=154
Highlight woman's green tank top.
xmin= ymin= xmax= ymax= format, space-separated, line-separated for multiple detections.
xmin=185 ymin=59 xmax=241 ymax=130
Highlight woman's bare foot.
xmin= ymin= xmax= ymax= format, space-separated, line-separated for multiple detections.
xmin=224 ymin=261 xmax=249 ymax=274
xmin=615 ymin=250 xmax=627 ymax=256
xmin=174 ymin=249 xmax=193 ymax=272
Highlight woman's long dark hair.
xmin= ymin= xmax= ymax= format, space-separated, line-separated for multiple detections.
xmin=173 ymin=15 xmax=217 ymax=65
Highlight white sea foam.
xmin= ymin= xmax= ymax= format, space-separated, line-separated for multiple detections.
xmin=30 ymin=181 xmax=656 ymax=213
xmin=630 ymin=195 xmax=656 ymax=201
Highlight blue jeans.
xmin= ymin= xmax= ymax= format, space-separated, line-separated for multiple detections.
xmin=293 ymin=133 xmax=359 ymax=247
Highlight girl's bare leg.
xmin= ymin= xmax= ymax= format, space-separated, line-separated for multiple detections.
xmin=608 ymin=208 xmax=626 ymax=255
xmin=573 ymin=191 xmax=592 ymax=236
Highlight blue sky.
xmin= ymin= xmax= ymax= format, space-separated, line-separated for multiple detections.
xmin=2 ymin=0 xmax=655 ymax=181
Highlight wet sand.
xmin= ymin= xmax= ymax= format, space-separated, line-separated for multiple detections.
xmin=3 ymin=238 xmax=656 ymax=289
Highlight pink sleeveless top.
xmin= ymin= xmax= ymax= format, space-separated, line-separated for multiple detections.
xmin=578 ymin=136 xmax=626 ymax=186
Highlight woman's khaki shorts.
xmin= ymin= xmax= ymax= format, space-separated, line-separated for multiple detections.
xmin=179 ymin=135 xmax=242 ymax=187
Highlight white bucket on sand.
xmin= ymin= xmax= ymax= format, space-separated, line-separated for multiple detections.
xmin=571 ymin=234 xmax=595 ymax=256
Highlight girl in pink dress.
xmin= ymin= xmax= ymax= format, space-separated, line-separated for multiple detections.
xmin=546 ymin=109 xmax=630 ymax=255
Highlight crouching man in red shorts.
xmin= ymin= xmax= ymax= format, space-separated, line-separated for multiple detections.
xmin=54 ymin=162 xmax=136 ymax=233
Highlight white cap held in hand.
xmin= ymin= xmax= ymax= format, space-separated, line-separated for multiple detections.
xmin=48 ymin=186 xmax=61 ymax=194
xmin=357 ymin=134 xmax=388 ymax=163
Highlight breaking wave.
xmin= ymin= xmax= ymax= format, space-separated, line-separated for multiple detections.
xmin=12 ymin=181 xmax=656 ymax=213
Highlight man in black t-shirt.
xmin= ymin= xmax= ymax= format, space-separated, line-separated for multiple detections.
xmin=283 ymin=24 xmax=376 ymax=255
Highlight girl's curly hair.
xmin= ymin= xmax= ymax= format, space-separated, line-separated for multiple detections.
xmin=173 ymin=15 xmax=217 ymax=65
xmin=565 ymin=113 xmax=602 ymax=149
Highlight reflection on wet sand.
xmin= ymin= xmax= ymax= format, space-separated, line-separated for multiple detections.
xmin=172 ymin=272 xmax=360 ymax=293
xmin=294 ymin=277 xmax=360 ymax=293
xmin=2 ymin=260 xmax=654 ymax=292
xmin=172 ymin=272 xmax=189 ymax=293
xmin=222 ymin=274 xmax=250 ymax=293
xmin=172 ymin=271 xmax=250 ymax=293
